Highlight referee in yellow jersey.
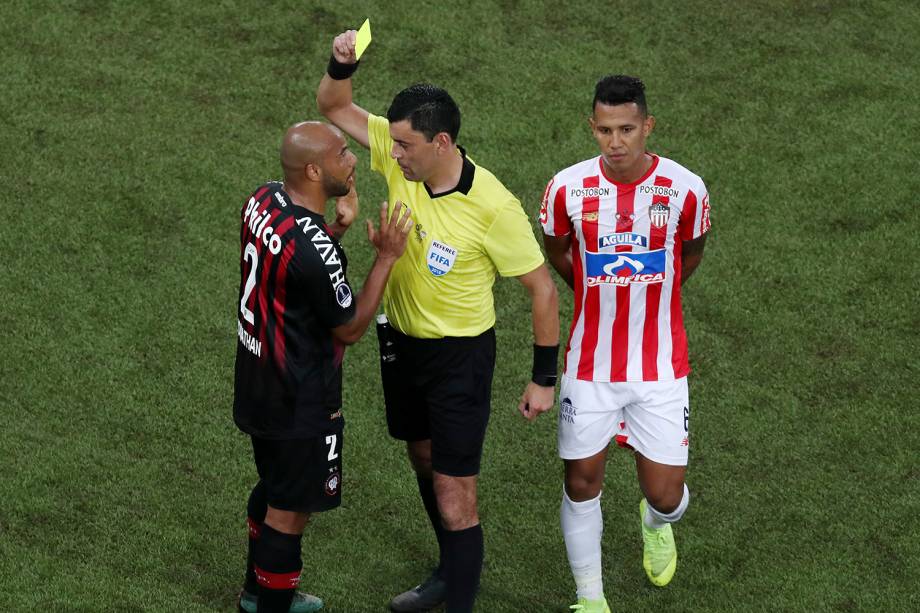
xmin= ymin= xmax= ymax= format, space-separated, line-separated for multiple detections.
xmin=317 ymin=29 xmax=559 ymax=613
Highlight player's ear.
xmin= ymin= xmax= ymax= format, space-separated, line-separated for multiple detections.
xmin=644 ymin=114 xmax=656 ymax=136
xmin=305 ymin=162 xmax=321 ymax=182
xmin=437 ymin=132 xmax=457 ymax=153
xmin=588 ymin=116 xmax=596 ymax=132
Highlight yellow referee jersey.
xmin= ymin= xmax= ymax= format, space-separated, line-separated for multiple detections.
xmin=368 ymin=114 xmax=544 ymax=339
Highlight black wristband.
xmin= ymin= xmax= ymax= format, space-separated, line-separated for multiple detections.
xmin=327 ymin=55 xmax=359 ymax=80
xmin=531 ymin=344 xmax=559 ymax=387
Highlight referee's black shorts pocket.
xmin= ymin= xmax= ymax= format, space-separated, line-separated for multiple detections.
xmin=379 ymin=324 xmax=430 ymax=441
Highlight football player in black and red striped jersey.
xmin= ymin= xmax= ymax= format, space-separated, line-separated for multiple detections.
xmin=233 ymin=121 xmax=412 ymax=613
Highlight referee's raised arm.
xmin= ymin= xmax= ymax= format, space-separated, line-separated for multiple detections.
xmin=316 ymin=29 xmax=371 ymax=149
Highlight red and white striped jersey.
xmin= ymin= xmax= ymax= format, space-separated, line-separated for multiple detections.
xmin=540 ymin=154 xmax=711 ymax=382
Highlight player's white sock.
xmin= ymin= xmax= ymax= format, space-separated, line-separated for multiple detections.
xmin=643 ymin=483 xmax=690 ymax=529
xmin=561 ymin=490 xmax=604 ymax=601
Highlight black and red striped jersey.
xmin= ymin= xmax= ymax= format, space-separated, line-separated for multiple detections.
xmin=233 ymin=182 xmax=356 ymax=439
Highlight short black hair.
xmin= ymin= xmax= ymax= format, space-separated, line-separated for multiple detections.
xmin=593 ymin=75 xmax=648 ymax=115
xmin=387 ymin=83 xmax=461 ymax=142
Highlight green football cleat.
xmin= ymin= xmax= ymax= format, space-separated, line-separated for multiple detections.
xmin=569 ymin=596 xmax=611 ymax=612
xmin=639 ymin=498 xmax=677 ymax=587
xmin=238 ymin=588 xmax=324 ymax=613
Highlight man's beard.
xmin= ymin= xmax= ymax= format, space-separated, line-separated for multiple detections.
xmin=323 ymin=175 xmax=350 ymax=198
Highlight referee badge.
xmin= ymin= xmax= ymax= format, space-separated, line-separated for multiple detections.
xmin=426 ymin=240 xmax=458 ymax=277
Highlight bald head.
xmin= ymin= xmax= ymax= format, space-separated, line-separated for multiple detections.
xmin=280 ymin=121 xmax=346 ymax=183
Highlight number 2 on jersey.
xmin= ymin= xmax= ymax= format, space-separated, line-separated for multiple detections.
xmin=240 ymin=243 xmax=258 ymax=325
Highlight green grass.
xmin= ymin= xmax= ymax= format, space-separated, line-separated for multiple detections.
xmin=2 ymin=0 xmax=918 ymax=611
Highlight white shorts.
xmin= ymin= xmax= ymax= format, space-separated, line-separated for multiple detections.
xmin=558 ymin=374 xmax=690 ymax=466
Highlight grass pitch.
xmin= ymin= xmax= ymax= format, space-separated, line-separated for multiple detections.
xmin=2 ymin=1 xmax=918 ymax=611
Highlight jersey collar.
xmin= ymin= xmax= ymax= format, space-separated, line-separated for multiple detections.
xmin=425 ymin=146 xmax=475 ymax=199
xmin=598 ymin=153 xmax=659 ymax=187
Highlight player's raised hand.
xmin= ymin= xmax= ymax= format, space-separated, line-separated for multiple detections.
xmin=332 ymin=30 xmax=358 ymax=64
xmin=517 ymin=381 xmax=555 ymax=422
xmin=334 ymin=176 xmax=358 ymax=230
xmin=366 ymin=200 xmax=412 ymax=261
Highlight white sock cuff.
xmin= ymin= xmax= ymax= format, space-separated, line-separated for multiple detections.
xmin=562 ymin=490 xmax=602 ymax=515
xmin=649 ymin=483 xmax=690 ymax=523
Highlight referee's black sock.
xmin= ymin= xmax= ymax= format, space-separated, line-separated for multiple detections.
xmin=442 ymin=523 xmax=483 ymax=613
xmin=416 ymin=475 xmax=446 ymax=576
xmin=244 ymin=481 xmax=268 ymax=593
xmin=253 ymin=524 xmax=302 ymax=613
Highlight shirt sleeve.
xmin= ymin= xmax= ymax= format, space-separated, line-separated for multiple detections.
xmin=368 ymin=114 xmax=397 ymax=177
xmin=484 ymin=196 xmax=545 ymax=277
xmin=678 ymin=179 xmax=711 ymax=241
xmin=290 ymin=235 xmax=356 ymax=329
xmin=539 ymin=177 xmax=572 ymax=236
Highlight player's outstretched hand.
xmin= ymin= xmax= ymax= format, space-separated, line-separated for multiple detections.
xmin=332 ymin=30 xmax=358 ymax=64
xmin=517 ymin=381 xmax=555 ymax=422
xmin=334 ymin=176 xmax=358 ymax=230
xmin=367 ymin=200 xmax=412 ymax=262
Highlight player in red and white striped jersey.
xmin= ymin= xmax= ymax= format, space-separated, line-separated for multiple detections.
xmin=540 ymin=76 xmax=710 ymax=610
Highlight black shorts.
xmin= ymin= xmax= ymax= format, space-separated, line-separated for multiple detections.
xmin=378 ymin=322 xmax=496 ymax=477
xmin=251 ymin=425 xmax=343 ymax=513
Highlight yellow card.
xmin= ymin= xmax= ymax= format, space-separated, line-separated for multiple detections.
xmin=355 ymin=19 xmax=372 ymax=60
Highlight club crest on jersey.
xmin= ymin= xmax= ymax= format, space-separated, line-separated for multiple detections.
xmin=600 ymin=233 xmax=647 ymax=249
xmin=584 ymin=249 xmax=666 ymax=287
xmin=649 ymin=202 xmax=670 ymax=228
xmin=427 ymin=240 xmax=457 ymax=277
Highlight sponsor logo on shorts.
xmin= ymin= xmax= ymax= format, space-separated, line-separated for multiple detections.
xmin=325 ymin=471 xmax=340 ymax=496
xmin=560 ymin=397 xmax=576 ymax=424
xmin=585 ymin=249 xmax=666 ymax=286
xmin=427 ymin=240 xmax=457 ymax=276
xmin=680 ymin=437 xmax=689 ymax=447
